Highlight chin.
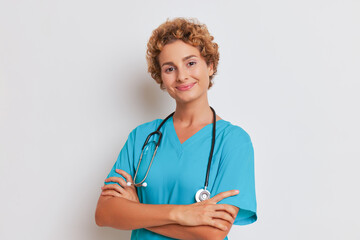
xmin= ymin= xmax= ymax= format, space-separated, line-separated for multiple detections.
xmin=176 ymin=95 xmax=202 ymax=104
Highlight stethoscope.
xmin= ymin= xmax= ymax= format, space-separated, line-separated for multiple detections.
xmin=126 ymin=107 xmax=217 ymax=202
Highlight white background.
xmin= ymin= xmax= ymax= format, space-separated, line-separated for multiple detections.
xmin=1 ymin=0 xmax=359 ymax=239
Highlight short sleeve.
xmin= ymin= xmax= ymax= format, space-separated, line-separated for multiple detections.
xmin=104 ymin=130 xmax=136 ymax=185
xmin=212 ymin=130 xmax=257 ymax=225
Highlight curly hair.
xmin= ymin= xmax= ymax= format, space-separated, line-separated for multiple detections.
xmin=146 ymin=18 xmax=219 ymax=89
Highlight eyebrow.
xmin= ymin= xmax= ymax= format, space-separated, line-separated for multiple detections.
xmin=161 ymin=55 xmax=198 ymax=67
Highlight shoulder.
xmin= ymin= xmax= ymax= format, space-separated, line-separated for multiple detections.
xmin=127 ymin=118 xmax=164 ymax=140
xmin=217 ymin=121 xmax=255 ymax=162
xmin=220 ymin=120 xmax=252 ymax=143
xmin=134 ymin=118 xmax=163 ymax=132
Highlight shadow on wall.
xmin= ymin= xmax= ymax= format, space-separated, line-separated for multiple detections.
xmin=110 ymin=52 xmax=173 ymax=120
xmin=120 ymin=69 xmax=172 ymax=120
xmin=90 ymin=73 xmax=170 ymax=240
xmin=138 ymin=77 xmax=171 ymax=116
xmin=92 ymin=226 xmax=132 ymax=240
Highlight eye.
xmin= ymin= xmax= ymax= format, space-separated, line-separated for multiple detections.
xmin=165 ymin=66 xmax=175 ymax=73
xmin=187 ymin=61 xmax=197 ymax=67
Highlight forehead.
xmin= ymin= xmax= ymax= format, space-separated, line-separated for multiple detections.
xmin=158 ymin=40 xmax=201 ymax=65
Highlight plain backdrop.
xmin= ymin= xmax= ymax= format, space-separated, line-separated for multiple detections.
xmin=1 ymin=0 xmax=359 ymax=239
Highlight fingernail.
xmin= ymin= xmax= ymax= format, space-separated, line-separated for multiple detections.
xmin=235 ymin=190 xmax=239 ymax=194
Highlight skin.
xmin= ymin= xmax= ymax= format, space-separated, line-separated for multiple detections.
xmin=159 ymin=40 xmax=222 ymax=143
xmin=95 ymin=40 xmax=240 ymax=240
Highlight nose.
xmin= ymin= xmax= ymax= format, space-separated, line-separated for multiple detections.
xmin=176 ymin=66 xmax=189 ymax=82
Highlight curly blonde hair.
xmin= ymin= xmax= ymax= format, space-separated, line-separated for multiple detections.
xmin=146 ymin=18 xmax=219 ymax=89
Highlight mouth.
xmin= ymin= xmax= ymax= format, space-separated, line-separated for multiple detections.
xmin=175 ymin=82 xmax=196 ymax=91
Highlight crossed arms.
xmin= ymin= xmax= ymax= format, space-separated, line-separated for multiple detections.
xmin=95 ymin=169 xmax=239 ymax=240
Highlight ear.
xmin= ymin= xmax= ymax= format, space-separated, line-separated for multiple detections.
xmin=208 ymin=62 xmax=214 ymax=76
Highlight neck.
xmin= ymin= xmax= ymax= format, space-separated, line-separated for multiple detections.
xmin=173 ymin=98 xmax=213 ymax=126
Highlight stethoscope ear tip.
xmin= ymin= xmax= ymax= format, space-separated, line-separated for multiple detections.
xmin=126 ymin=181 xmax=147 ymax=187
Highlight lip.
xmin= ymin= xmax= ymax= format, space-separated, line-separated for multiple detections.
xmin=175 ymin=82 xmax=196 ymax=91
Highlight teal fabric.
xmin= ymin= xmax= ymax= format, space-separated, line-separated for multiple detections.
xmin=105 ymin=117 xmax=257 ymax=239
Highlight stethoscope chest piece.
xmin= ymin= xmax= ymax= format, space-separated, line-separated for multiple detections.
xmin=195 ymin=188 xmax=211 ymax=202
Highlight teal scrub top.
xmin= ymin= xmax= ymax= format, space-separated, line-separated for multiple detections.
xmin=105 ymin=117 xmax=257 ymax=240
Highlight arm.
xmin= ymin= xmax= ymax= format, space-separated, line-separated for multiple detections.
xmin=96 ymin=195 xmax=177 ymax=230
xmin=96 ymin=169 xmax=239 ymax=236
xmin=96 ymin=193 xmax=238 ymax=231
xmin=146 ymin=206 xmax=239 ymax=240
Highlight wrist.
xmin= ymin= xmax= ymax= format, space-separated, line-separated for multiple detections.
xmin=169 ymin=204 xmax=183 ymax=224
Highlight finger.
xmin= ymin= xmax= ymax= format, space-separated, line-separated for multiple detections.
xmin=101 ymin=184 xmax=125 ymax=194
xmin=223 ymin=205 xmax=238 ymax=219
xmin=101 ymin=189 xmax=121 ymax=197
xmin=213 ymin=204 xmax=238 ymax=219
xmin=105 ymin=177 xmax=127 ymax=188
xmin=212 ymin=211 xmax=234 ymax=224
xmin=209 ymin=190 xmax=239 ymax=203
xmin=115 ymin=169 xmax=133 ymax=183
xmin=208 ymin=219 xmax=228 ymax=231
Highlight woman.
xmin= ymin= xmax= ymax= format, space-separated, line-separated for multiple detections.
xmin=95 ymin=18 xmax=257 ymax=240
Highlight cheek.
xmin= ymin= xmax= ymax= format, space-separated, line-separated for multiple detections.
xmin=190 ymin=64 xmax=208 ymax=78
xmin=162 ymin=80 xmax=177 ymax=98
xmin=189 ymin=67 xmax=201 ymax=76
xmin=162 ymin=72 xmax=175 ymax=83
xmin=161 ymin=75 xmax=175 ymax=91
xmin=190 ymin=67 xmax=210 ymax=84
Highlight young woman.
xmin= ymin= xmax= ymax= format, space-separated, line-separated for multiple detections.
xmin=95 ymin=18 xmax=257 ymax=240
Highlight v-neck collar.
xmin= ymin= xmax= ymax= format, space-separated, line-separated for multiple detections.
xmin=168 ymin=116 xmax=224 ymax=150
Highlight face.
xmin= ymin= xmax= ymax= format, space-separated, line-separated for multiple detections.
xmin=158 ymin=40 xmax=214 ymax=104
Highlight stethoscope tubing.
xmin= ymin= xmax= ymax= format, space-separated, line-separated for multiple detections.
xmin=204 ymin=106 xmax=216 ymax=190
xmin=132 ymin=107 xmax=216 ymax=192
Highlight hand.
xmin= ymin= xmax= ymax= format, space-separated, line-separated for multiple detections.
xmin=173 ymin=190 xmax=239 ymax=231
xmin=101 ymin=169 xmax=139 ymax=203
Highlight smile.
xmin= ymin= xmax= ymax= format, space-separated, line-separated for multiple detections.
xmin=176 ymin=82 xmax=196 ymax=91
